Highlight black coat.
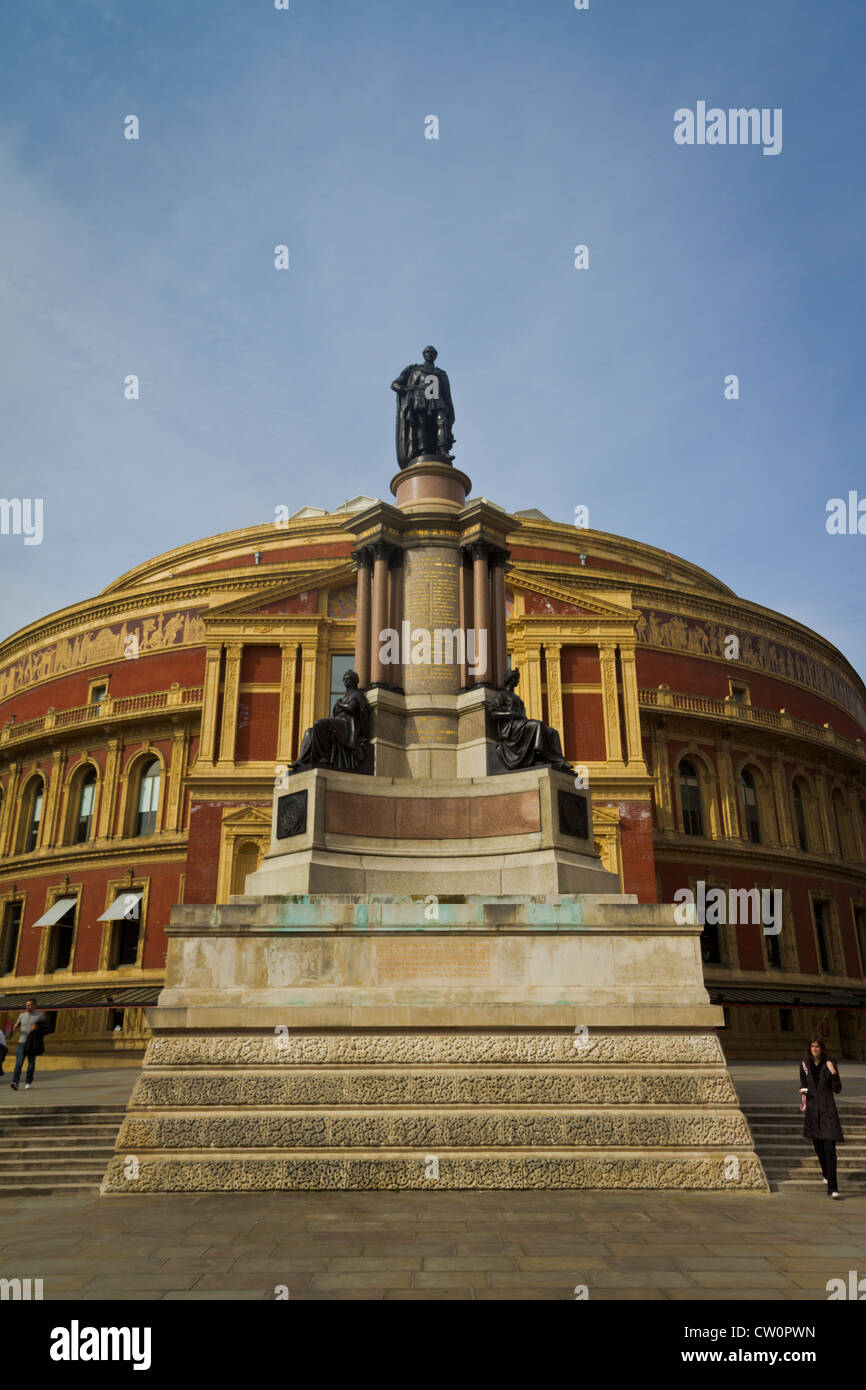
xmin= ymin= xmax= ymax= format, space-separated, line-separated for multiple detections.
xmin=22 ymin=1026 xmax=45 ymax=1058
xmin=800 ymin=1058 xmax=844 ymax=1141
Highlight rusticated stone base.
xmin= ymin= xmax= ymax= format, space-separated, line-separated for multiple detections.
xmin=102 ymin=1152 xmax=768 ymax=1193
xmin=101 ymin=894 xmax=767 ymax=1194
xmin=100 ymin=1028 xmax=768 ymax=1195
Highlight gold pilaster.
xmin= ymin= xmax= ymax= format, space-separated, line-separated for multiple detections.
xmin=42 ymin=749 xmax=68 ymax=847
xmin=165 ymin=726 xmax=189 ymax=833
xmin=716 ymin=738 xmax=742 ymax=840
xmin=298 ymin=641 xmax=319 ymax=734
xmin=199 ymin=646 xmax=223 ymax=765
xmin=599 ymin=643 xmax=623 ymax=765
xmin=650 ymin=723 xmax=674 ymax=831
xmin=771 ymin=756 xmax=794 ymax=847
xmin=0 ymin=762 xmax=20 ymax=855
xmin=544 ymin=641 xmax=564 ymax=747
xmin=217 ymin=643 xmax=243 ymax=768
xmin=277 ymin=643 xmax=298 ymax=764
xmin=815 ymin=772 xmax=836 ymax=855
xmin=618 ymin=645 xmax=644 ymax=766
xmin=520 ymin=644 xmax=543 ymax=720
xmin=97 ymin=738 xmax=122 ymax=839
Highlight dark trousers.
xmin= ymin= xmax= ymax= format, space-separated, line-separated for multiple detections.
xmin=812 ymin=1138 xmax=838 ymax=1191
xmin=11 ymin=1043 xmax=35 ymax=1087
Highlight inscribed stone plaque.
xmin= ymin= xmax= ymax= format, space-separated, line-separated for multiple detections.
xmin=276 ymin=790 xmax=308 ymax=839
xmin=557 ymin=790 xmax=589 ymax=840
xmin=378 ymin=939 xmax=493 ymax=982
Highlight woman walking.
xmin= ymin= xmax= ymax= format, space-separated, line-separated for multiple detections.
xmin=799 ymin=1035 xmax=844 ymax=1198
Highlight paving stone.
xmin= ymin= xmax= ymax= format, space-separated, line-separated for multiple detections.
xmin=1 ymin=1183 xmax=863 ymax=1300
xmin=667 ymin=1289 xmax=787 ymax=1301
xmin=230 ymin=1256 xmax=331 ymax=1272
xmin=82 ymin=1273 xmax=202 ymax=1290
xmin=473 ymin=1288 xmax=587 ymax=1300
xmin=514 ymin=1256 xmax=613 ymax=1271
xmin=688 ymin=1271 xmax=793 ymax=1288
xmin=489 ymin=1270 xmax=605 ymax=1288
xmin=194 ymin=1273 xmax=313 ymax=1292
xmin=584 ymin=1271 xmax=693 ymax=1288
xmin=310 ymin=1272 xmax=413 ymax=1290
xmin=422 ymin=1256 xmax=516 ymax=1270
xmin=386 ymin=1289 xmax=474 ymax=1300
xmin=412 ymin=1272 xmax=487 ymax=1288
xmin=327 ymin=1256 xmax=423 ymax=1271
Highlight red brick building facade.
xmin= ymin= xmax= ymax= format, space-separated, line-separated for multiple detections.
xmin=1 ymin=499 xmax=864 ymax=1063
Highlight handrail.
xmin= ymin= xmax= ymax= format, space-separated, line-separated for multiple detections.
xmin=0 ymin=685 xmax=204 ymax=747
xmin=638 ymin=686 xmax=866 ymax=761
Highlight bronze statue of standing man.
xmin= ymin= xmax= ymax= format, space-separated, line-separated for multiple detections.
xmin=391 ymin=346 xmax=455 ymax=468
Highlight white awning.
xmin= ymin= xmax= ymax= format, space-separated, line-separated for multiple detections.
xmin=32 ymin=897 xmax=77 ymax=928
xmin=97 ymin=892 xmax=142 ymax=922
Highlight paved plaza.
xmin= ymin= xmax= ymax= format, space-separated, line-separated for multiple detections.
xmin=1 ymin=1060 xmax=864 ymax=1301
xmin=0 ymin=1187 xmax=864 ymax=1301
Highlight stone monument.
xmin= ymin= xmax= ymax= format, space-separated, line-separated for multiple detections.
xmin=102 ymin=351 xmax=766 ymax=1195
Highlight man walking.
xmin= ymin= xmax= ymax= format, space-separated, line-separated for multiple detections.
xmin=10 ymin=998 xmax=47 ymax=1091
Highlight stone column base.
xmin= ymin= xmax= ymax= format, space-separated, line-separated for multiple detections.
xmin=101 ymin=895 xmax=767 ymax=1194
xmin=102 ymin=1029 xmax=765 ymax=1192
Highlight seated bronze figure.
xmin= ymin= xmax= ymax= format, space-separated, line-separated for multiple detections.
xmin=291 ymin=669 xmax=372 ymax=772
xmin=490 ymin=668 xmax=571 ymax=772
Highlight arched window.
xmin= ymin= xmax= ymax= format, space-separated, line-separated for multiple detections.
xmin=134 ymin=759 xmax=161 ymax=837
xmin=791 ymin=780 xmax=809 ymax=852
xmin=678 ymin=760 xmax=704 ymax=837
xmin=740 ymin=768 xmax=761 ymax=844
xmin=22 ymin=778 xmax=44 ymax=853
xmin=74 ymin=769 xmax=97 ymax=844
xmin=231 ymin=839 xmax=263 ymax=896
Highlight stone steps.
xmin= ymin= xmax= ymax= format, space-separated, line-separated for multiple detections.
xmin=742 ymin=1104 xmax=866 ymax=1193
xmin=101 ymin=1032 xmax=769 ymax=1193
xmin=0 ymin=1107 xmax=126 ymax=1196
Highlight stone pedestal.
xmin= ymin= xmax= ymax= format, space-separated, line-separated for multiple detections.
xmin=244 ymin=763 xmax=619 ymax=897
xmin=101 ymin=444 xmax=765 ymax=1196
xmin=101 ymin=894 xmax=767 ymax=1193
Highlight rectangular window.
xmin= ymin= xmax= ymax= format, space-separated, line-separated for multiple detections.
xmin=107 ymin=1009 xmax=125 ymax=1032
xmin=106 ymin=892 xmax=142 ymax=969
xmin=329 ymin=654 xmax=355 ymax=709
xmin=699 ymin=921 xmax=723 ymax=965
xmin=0 ymin=902 xmax=22 ymax=975
xmin=813 ymin=899 xmax=831 ymax=973
xmin=90 ymin=684 xmax=108 ymax=706
xmin=46 ymin=899 xmax=77 ymax=973
xmin=854 ymin=907 xmax=866 ymax=978
xmin=766 ymin=930 xmax=782 ymax=968
xmin=113 ymin=920 xmax=140 ymax=968
xmin=779 ymin=1008 xmax=794 ymax=1032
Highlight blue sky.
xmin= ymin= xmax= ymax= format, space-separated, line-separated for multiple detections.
xmin=1 ymin=0 xmax=865 ymax=678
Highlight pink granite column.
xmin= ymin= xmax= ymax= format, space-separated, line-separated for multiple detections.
xmin=470 ymin=540 xmax=491 ymax=685
xmin=458 ymin=549 xmax=473 ymax=689
xmin=490 ymin=547 xmax=508 ymax=688
xmin=354 ymin=547 xmax=372 ymax=687
xmin=388 ymin=549 xmax=404 ymax=691
xmin=369 ymin=540 xmax=392 ymax=686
